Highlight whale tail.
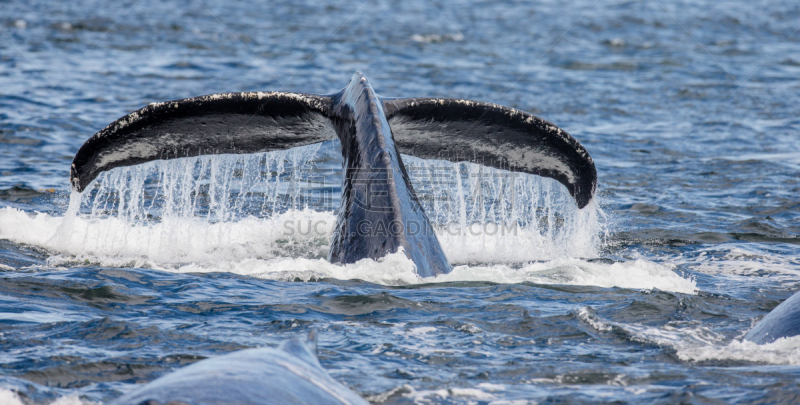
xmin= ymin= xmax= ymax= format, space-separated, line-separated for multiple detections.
xmin=70 ymin=92 xmax=595 ymax=208
xmin=69 ymin=74 xmax=597 ymax=276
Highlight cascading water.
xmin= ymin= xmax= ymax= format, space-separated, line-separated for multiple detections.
xmin=402 ymin=155 xmax=605 ymax=264
xmin=72 ymin=143 xmax=324 ymax=223
xmin=46 ymin=143 xmax=605 ymax=272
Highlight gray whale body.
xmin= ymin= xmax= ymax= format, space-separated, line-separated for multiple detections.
xmin=70 ymin=72 xmax=596 ymax=277
xmin=745 ymin=290 xmax=800 ymax=344
xmin=110 ymin=331 xmax=369 ymax=405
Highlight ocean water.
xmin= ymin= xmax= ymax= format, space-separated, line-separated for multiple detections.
xmin=1 ymin=0 xmax=799 ymax=403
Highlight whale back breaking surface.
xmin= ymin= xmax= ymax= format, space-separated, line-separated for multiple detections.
xmin=110 ymin=332 xmax=369 ymax=405
xmin=69 ymin=72 xmax=597 ymax=276
xmin=745 ymin=290 xmax=800 ymax=344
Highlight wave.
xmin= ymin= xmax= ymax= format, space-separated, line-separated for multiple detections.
xmin=576 ymin=307 xmax=800 ymax=365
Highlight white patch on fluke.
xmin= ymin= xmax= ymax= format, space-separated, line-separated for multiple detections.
xmin=95 ymin=139 xmax=165 ymax=168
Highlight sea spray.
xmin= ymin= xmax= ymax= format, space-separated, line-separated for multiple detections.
xmin=70 ymin=144 xmax=323 ymax=223
xmin=51 ymin=147 xmax=605 ymax=265
xmin=402 ymin=156 xmax=606 ymax=263
xmin=46 ymin=145 xmax=329 ymax=264
xmin=1 ymin=146 xmax=627 ymax=287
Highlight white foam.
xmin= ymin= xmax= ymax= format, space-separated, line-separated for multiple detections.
xmin=0 ymin=152 xmax=694 ymax=292
xmin=0 ymin=205 xmax=694 ymax=292
xmin=407 ymin=327 xmax=437 ymax=335
xmin=435 ymin=204 xmax=601 ymax=263
xmin=50 ymin=395 xmax=97 ymax=405
xmin=410 ymin=33 xmax=465 ymax=43
xmin=680 ymin=245 xmax=800 ymax=278
xmin=576 ymin=307 xmax=613 ymax=332
xmin=0 ymin=389 xmax=24 ymax=405
xmin=0 ymin=309 xmax=91 ymax=324
xmin=433 ymin=258 xmax=696 ymax=294
xmin=0 ymin=389 xmax=91 ymax=405
xmin=172 ymin=249 xmax=422 ymax=286
xmin=403 ymin=156 xmax=606 ymax=262
xmin=578 ymin=309 xmax=800 ymax=365
xmin=401 ymin=384 xmax=498 ymax=403
xmin=676 ymin=335 xmax=800 ymax=364
xmin=394 ymin=382 xmax=530 ymax=405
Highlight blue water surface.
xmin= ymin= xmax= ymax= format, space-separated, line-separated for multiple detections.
xmin=1 ymin=0 xmax=800 ymax=403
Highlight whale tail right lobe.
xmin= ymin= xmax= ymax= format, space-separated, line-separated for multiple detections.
xmin=69 ymin=77 xmax=598 ymax=278
xmin=383 ymin=97 xmax=597 ymax=209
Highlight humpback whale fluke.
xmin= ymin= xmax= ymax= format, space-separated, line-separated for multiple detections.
xmin=70 ymin=72 xmax=597 ymax=277
xmin=109 ymin=330 xmax=370 ymax=405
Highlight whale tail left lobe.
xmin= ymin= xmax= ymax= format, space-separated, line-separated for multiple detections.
xmin=70 ymin=92 xmax=335 ymax=192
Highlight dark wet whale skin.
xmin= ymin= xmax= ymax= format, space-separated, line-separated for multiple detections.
xmin=109 ymin=332 xmax=370 ymax=405
xmin=745 ymin=290 xmax=800 ymax=344
xmin=70 ymin=72 xmax=596 ymax=278
xmin=327 ymin=74 xmax=451 ymax=276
